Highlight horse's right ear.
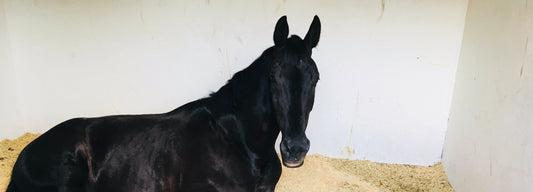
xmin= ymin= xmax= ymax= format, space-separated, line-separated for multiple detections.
xmin=273 ymin=16 xmax=289 ymax=46
xmin=304 ymin=15 xmax=321 ymax=49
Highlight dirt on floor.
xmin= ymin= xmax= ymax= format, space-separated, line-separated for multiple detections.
xmin=0 ymin=133 xmax=454 ymax=192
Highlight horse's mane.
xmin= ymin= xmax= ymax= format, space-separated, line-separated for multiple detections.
xmin=168 ymin=47 xmax=275 ymax=115
xmin=210 ymin=35 xmax=310 ymax=99
xmin=209 ymin=47 xmax=275 ymax=98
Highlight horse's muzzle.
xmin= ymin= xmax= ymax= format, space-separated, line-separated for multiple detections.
xmin=280 ymin=137 xmax=310 ymax=168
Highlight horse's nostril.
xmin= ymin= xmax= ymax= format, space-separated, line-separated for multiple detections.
xmin=281 ymin=140 xmax=292 ymax=155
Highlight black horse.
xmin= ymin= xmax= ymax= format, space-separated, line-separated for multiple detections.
xmin=7 ymin=15 xmax=321 ymax=192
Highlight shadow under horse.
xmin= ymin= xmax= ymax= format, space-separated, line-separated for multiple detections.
xmin=7 ymin=15 xmax=321 ymax=192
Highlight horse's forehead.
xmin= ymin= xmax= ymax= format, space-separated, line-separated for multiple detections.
xmin=284 ymin=42 xmax=308 ymax=58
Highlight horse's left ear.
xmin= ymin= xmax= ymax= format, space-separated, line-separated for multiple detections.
xmin=304 ymin=15 xmax=321 ymax=49
xmin=274 ymin=16 xmax=289 ymax=46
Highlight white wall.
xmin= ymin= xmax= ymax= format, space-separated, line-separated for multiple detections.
xmin=442 ymin=0 xmax=533 ymax=191
xmin=0 ymin=0 xmax=467 ymax=165
xmin=0 ymin=0 xmax=23 ymax=139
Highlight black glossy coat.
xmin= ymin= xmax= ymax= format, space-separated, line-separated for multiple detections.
xmin=7 ymin=15 xmax=321 ymax=192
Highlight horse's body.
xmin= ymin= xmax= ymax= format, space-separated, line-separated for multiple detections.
xmin=7 ymin=15 xmax=321 ymax=192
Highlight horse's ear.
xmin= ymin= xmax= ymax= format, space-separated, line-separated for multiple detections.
xmin=304 ymin=15 xmax=321 ymax=49
xmin=274 ymin=16 xmax=289 ymax=46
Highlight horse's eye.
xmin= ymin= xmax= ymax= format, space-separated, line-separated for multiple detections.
xmin=299 ymin=59 xmax=307 ymax=66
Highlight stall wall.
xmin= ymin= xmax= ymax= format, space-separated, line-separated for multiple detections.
xmin=0 ymin=0 xmax=467 ymax=165
xmin=0 ymin=0 xmax=22 ymax=139
xmin=442 ymin=0 xmax=533 ymax=191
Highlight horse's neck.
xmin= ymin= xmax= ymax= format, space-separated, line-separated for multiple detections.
xmin=210 ymin=59 xmax=280 ymax=157
xmin=234 ymin=83 xmax=279 ymax=155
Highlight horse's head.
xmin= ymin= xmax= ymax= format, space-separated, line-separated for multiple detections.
xmin=270 ymin=16 xmax=320 ymax=168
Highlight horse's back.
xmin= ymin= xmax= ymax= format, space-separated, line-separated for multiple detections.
xmin=8 ymin=100 xmax=263 ymax=192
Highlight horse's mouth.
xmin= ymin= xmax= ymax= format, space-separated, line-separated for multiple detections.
xmin=283 ymin=160 xmax=304 ymax=168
